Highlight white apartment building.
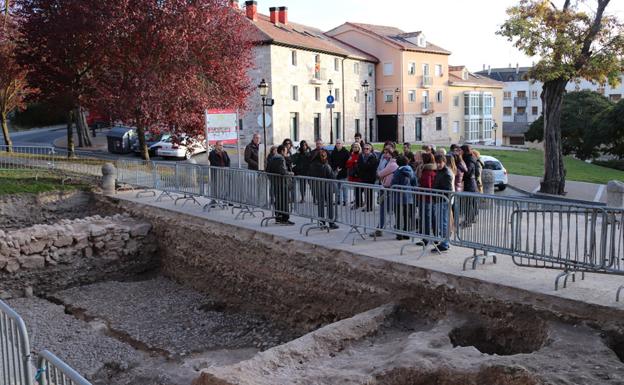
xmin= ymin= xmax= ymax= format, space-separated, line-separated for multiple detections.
xmin=239 ymin=1 xmax=376 ymax=147
xmin=477 ymin=65 xmax=624 ymax=145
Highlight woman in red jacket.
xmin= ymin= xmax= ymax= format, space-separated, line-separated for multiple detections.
xmin=416 ymin=152 xmax=437 ymax=245
xmin=346 ymin=142 xmax=362 ymax=207
xmin=419 ymin=153 xmax=437 ymax=189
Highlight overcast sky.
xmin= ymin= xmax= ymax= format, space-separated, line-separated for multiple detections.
xmin=252 ymin=0 xmax=624 ymax=72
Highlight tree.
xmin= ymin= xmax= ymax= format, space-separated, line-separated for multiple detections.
xmin=499 ymin=0 xmax=624 ymax=194
xmin=597 ymin=99 xmax=624 ymax=158
xmin=16 ymin=0 xmax=115 ymax=156
xmin=0 ymin=3 xmax=34 ymax=151
xmin=98 ymin=0 xmax=253 ymax=160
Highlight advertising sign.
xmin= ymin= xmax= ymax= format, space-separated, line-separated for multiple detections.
xmin=204 ymin=109 xmax=238 ymax=144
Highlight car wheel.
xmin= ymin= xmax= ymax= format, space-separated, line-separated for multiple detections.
xmin=498 ymin=184 xmax=507 ymax=191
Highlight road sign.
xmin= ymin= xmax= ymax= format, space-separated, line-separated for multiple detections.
xmin=326 ymin=103 xmax=336 ymax=109
xmin=257 ymin=113 xmax=272 ymax=127
xmin=205 ymin=109 xmax=238 ymax=145
xmin=326 ymin=95 xmax=335 ymax=104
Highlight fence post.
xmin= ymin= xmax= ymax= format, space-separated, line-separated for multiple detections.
xmin=101 ymin=163 xmax=116 ymax=195
xmin=607 ymin=180 xmax=624 ymax=208
xmin=482 ymin=169 xmax=495 ymax=195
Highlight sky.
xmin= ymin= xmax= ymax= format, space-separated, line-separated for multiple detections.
xmin=250 ymin=0 xmax=624 ymax=72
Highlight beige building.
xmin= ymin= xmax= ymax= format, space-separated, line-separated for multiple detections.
xmin=327 ymin=23 xmax=451 ymax=144
xmin=239 ymin=1 xmax=377 ymax=147
xmin=447 ymin=66 xmax=504 ymax=145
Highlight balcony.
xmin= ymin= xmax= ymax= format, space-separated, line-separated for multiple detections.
xmin=422 ymin=75 xmax=432 ymax=88
xmin=514 ymin=113 xmax=528 ymax=123
xmin=310 ymin=68 xmax=327 ymax=84
xmin=514 ymin=97 xmax=528 ymax=108
xmin=422 ymin=102 xmax=433 ymax=114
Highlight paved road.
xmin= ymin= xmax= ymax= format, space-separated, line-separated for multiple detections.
xmin=10 ymin=125 xmax=67 ymax=146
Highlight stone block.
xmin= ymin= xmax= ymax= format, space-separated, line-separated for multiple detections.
xmin=4 ymin=259 xmax=19 ymax=273
xmin=607 ymin=180 xmax=624 ymax=208
xmin=83 ymin=247 xmax=93 ymax=258
xmin=18 ymin=255 xmax=46 ymax=270
xmin=21 ymin=240 xmax=47 ymax=255
xmin=130 ymin=223 xmax=152 ymax=237
xmin=54 ymin=235 xmax=74 ymax=248
xmin=89 ymin=224 xmax=107 ymax=237
xmin=94 ymin=242 xmax=105 ymax=250
xmin=0 ymin=255 xmax=7 ymax=270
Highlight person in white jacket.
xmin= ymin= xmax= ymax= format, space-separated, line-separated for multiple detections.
xmin=370 ymin=148 xmax=399 ymax=238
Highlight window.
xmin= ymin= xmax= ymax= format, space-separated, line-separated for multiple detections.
xmin=465 ymin=118 xmax=480 ymax=141
xmin=517 ymin=106 xmax=526 ymax=114
xmin=383 ymin=62 xmax=394 ymax=76
xmin=435 ymin=64 xmax=443 ymax=77
xmin=368 ymin=93 xmax=373 ymax=103
xmin=314 ymin=55 xmax=321 ymax=79
xmin=334 ymin=112 xmax=341 ymax=140
xmin=483 ymin=118 xmax=493 ymax=140
xmin=334 ymin=58 xmax=340 ymax=71
xmin=422 ymin=90 xmax=430 ymax=110
xmin=464 ymin=92 xmax=481 ymax=116
xmin=368 ymin=64 xmax=374 ymax=77
xmin=355 ymin=119 xmax=360 ymax=134
xmin=408 ymin=62 xmax=416 ymax=75
xmin=313 ymin=113 xmax=321 ymax=141
xmin=435 ymin=117 xmax=442 ymax=131
xmin=436 ymin=90 xmax=443 ymax=103
xmin=290 ymin=112 xmax=299 ymax=141
xmin=517 ymin=90 xmax=526 ymax=98
xmin=291 ymin=85 xmax=298 ymax=101
xmin=408 ymin=90 xmax=416 ymax=102
xmin=315 ymin=87 xmax=320 ymax=101
xmin=422 ymin=63 xmax=430 ymax=76
xmin=384 ymin=91 xmax=394 ymax=103
xmin=483 ymin=93 xmax=493 ymax=115
xmin=291 ymin=50 xmax=297 ymax=66
xmin=452 ymin=121 xmax=459 ymax=133
xmin=335 ymin=88 xmax=340 ymax=102
xmin=354 ymin=62 xmax=360 ymax=74
xmin=239 ymin=119 xmax=244 ymax=131
xmin=453 ymin=96 xmax=460 ymax=107
xmin=354 ymin=89 xmax=360 ymax=103
xmin=532 ymin=106 xmax=539 ymax=115
xmin=503 ymin=91 xmax=511 ymax=100
xmin=503 ymin=107 xmax=512 ymax=116
xmin=531 ymin=90 xmax=538 ymax=99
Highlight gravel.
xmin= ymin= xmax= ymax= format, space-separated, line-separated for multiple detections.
xmin=51 ymin=277 xmax=299 ymax=358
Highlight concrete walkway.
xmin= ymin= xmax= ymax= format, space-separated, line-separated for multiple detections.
xmin=508 ymin=173 xmax=607 ymax=203
xmin=114 ymin=190 xmax=624 ymax=313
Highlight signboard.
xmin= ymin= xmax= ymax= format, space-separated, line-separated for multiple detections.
xmin=257 ymin=113 xmax=272 ymax=128
xmin=204 ymin=109 xmax=238 ymax=145
xmin=326 ymin=95 xmax=335 ymax=104
xmin=326 ymin=104 xmax=335 ymax=109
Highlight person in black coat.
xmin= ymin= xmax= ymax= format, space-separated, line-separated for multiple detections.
xmin=293 ymin=140 xmax=311 ymax=202
xmin=329 ymin=139 xmax=350 ymax=205
xmin=357 ymin=143 xmax=379 ymax=211
xmin=309 ymin=149 xmax=339 ymax=229
xmin=266 ymin=145 xmax=294 ymax=225
xmin=208 ymin=141 xmax=230 ymax=167
xmin=244 ymin=134 xmax=260 ymax=170
xmin=460 ymin=144 xmax=479 ymax=225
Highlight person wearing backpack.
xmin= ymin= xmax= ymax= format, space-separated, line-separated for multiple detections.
xmin=391 ymin=155 xmax=417 ymax=240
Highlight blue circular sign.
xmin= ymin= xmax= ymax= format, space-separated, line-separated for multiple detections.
xmin=326 ymin=95 xmax=335 ymax=104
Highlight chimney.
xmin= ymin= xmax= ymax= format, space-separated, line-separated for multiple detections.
xmin=483 ymin=64 xmax=486 ymax=71
xmin=487 ymin=65 xmax=491 ymax=75
xmin=229 ymin=0 xmax=239 ymax=9
xmin=516 ymin=63 xmax=519 ymax=74
xmin=269 ymin=7 xmax=278 ymax=24
xmin=245 ymin=0 xmax=257 ymax=21
xmin=278 ymin=6 xmax=288 ymax=25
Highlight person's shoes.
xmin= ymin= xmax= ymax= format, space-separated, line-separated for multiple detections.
xmin=432 ymin=246 xmax=449 ymax=253
xmin=414 ymin=240 xmax=428 ymax=246
xmin=284 ymin=220 xmax=295 ymax=226
xmin=299 ymin=199 xmax=305 ymax=203
xmin=395 ymin=235 xmax=409 ymax=241
xmin=369 ymin=230 xmax=383 ymax=237
xmin=329 ymin=223 xmax=339 ymax=230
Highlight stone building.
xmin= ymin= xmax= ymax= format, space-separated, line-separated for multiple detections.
xmin=238 ymin=1 xmax=377 ymax=148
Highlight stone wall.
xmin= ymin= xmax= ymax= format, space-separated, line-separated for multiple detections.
xmin=0 ymin=214 xmax=158 ymax=297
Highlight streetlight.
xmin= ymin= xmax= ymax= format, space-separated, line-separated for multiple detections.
xmin=362 ymin=80 xmax=369 ymax=143
xmin=492 ymin=122 xmax=498 ymax=146
xmin=395 ymin=87 xmax=401 ymax=142
xmin=328 ymin=79 xmax=334 ymax=144
xmin=258 ymin=79 xmax=270 ymax=162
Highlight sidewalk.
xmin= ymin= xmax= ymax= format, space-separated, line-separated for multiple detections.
xmin=53 ymin=128 xmax=111 ymax=152
xmin=508 ymin=174 xmax=607 ymax=203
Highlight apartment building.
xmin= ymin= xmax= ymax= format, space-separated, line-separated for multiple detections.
xmin=447 ymin=66 xmax=504 ymax=144
xmin=476 ymin=65 xmax=624 ymax=145
xmin=239 ymin=1 xmax=376 ymax=146
xmin=327 ymin=23 xmax=451 ymax=144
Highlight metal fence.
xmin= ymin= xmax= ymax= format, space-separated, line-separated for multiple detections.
xmin=2 ymin=146 xmax=624 ymax=295
xmin=0 ymin=301 xmax=32 ymax=385
xmin=35 ymin=351 xmax=91 ymax=385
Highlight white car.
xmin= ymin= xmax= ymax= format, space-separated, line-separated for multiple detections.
xmin=151 ymin=135 xmax=208 ymax=160
xmin=480 ymin=155 xmax=508 ymax=191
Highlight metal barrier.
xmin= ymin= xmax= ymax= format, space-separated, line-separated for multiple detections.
xmin=0 ymin=145 xmax=55 ymax=174
xmin=35 ymin=351 xmax=91 ymax=385
xmin=0 ymin=300 xmax=33 ymax=385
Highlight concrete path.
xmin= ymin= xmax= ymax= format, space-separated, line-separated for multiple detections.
xmin=508 ymin=173 xmax=607 ymax=203
xmin=114 ymin=190 xmax=624 ymax=313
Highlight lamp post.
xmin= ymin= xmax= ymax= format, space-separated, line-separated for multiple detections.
xmin=328 ymin=79 xmax=334 ymax=144
xmin=362 ymin=80 xmax=369 ymax=143
xmin=258 ymin=79 xmax=270 ymax=162
xmin=492 ymin=122 xmax=498 ymax=146
xmin=395 ymin=87 xmax=401 ymax=142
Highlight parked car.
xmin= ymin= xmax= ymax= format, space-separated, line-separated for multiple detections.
xmin=480 ymin=155 xmax=508 ymax=191
xmin=151 ymin=134 xmax=207 ymax=160
xmin=132 ymin=132 xmax=169 ymax=157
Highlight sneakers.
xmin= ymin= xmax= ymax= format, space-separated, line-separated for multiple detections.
xmin=369 ymin=230 xmax=383 ymax=237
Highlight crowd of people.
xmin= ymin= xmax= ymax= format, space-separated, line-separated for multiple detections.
xmin=209 ymin=132 xmax=487 ymax=253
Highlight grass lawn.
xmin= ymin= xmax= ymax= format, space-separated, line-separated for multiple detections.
xmin=370 ymin=144 xmax=623 ymax=184
xmin=0 ymin=170 xmax=86 ymax=195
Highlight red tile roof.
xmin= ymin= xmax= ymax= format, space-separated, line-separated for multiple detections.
xmin=245 ymin=13 xmax=378 ymax=62
xmin=448 ymin=66 xmax=504 ymax=88
xmin=343 ymin=22 xmax=451 ymax=55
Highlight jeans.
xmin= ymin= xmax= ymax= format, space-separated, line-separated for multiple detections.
xmin=434 ymin=203 xmax=449 ymax=249
xmin=335 ymin=178 xmax=348 ymax=204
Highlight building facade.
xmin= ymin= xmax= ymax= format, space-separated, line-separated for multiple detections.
xmin=327 ymin=23 xmax=451 ymax=144
xmin=239 ymin=1 xmax=376 ymax=149
xmin=447 ymin=66 xmax=504 ymax=145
